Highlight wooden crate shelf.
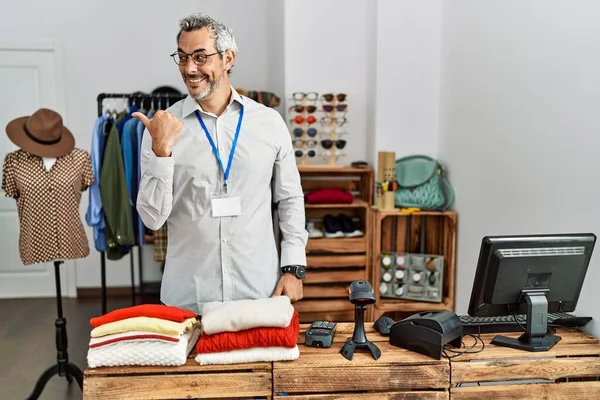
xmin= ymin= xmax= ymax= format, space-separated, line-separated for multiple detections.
xmin=451 ymin=328 xmax=600 ymax=399
xmin=83 ymin=358 xmax=272 ymax=399
xmin=304 ymin=199 xmax=369 ymax=208
xmin=273 ymin=322 xmax=450 ymax=398
xmin=295 ymin=165 xmax=374 ymax=323
xmin=306 ymin=237 xmax=367 ymax=253
xmin=369 ymin=207 xmax=457 ymax=321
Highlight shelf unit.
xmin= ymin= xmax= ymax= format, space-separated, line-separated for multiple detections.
xmin=294 ymin=165 xmax=374 ymax=323
xmin=369 ymin=207 xmax=457 ymax=321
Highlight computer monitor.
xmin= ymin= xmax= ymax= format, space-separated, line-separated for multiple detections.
xmin=468 ymin=233 xmax=596 ymax=352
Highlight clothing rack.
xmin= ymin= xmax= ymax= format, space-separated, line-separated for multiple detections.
xmin=96 ymin=91 xmax=186 ymax=314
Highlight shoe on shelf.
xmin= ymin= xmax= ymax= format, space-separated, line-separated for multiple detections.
xmin=306 ymin=221 xmax=324 ymax=239
xmin=323 ymin=214 xmax=344 ymax=238
xmin=339 ymin=214 xmax=364 ymax=238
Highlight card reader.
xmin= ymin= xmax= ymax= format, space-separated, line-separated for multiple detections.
xmin=305 ymin=321 xmax=337 ymax=348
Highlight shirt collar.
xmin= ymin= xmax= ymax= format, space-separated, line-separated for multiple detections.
xmin=181 ymin=85 xmax=244 ymax=119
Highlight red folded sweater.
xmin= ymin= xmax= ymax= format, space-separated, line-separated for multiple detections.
xmin=196 ymin=311 xmax=299 ymax=354
xmin=90 ymin=304 xmax=197 ymax=328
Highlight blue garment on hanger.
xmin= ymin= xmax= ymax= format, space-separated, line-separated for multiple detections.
xmin=86 ymin=114 xmax=108 ymax=252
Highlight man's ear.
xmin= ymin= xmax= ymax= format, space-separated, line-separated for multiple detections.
xmin=223 ymin=49 xmax=236 ymax=72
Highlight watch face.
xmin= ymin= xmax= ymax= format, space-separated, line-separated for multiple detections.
xmin=297 ymin=266 xmax=307 ymax=279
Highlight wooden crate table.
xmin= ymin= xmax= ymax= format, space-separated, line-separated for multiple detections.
xmin=450 ymin=328 xmax=600 ymax=399
xmin=273 ymin=322 xmax=450 ymax=399
xmin=83 ymin=357 xmax=272 ymax=399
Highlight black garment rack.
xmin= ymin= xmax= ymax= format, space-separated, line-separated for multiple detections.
xmin=96 ymin=92 xmax=186 ymax=313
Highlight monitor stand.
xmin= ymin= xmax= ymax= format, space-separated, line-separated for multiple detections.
xmin=491 ymin=290 xmax=561 ymax=352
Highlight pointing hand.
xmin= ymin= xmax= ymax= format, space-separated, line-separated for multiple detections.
xmin=133 ymin=110 xmax=183 ymax=157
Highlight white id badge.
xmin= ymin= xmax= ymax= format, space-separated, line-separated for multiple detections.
xmin=211 ymin=195 xmax=242 ymax=217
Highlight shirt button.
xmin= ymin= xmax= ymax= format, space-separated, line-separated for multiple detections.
xmin=222 ymin=238 xmax=228 ymax=243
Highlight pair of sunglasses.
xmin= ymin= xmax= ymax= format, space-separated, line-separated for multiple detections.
xmin=322 ymin=104 xmax=347 ymax=112
xmin=320 ymin=116 xmax=347 ymax=127
xmin=322 ymin=93 xmax=347 ymax=102
xmin=291 ymin=115 xmax=317 ymax=125
xmin=321 ymin=149 xmax=346 ymax=159
xmin=289 ymin=105 xmax=317 ymax=113
xmin=293 ymin=127 xmax=318 ymax=137
xmin=295 ymin=148 xmax=317 ymax=158
xmin=321 ymin=139 xmax=346 ymax=150
xmin=293 ymin=139 xmax=318 ymax=148
xmin=293 ymin=92 xmax=318 ymax=102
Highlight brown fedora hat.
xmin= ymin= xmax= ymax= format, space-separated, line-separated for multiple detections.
xmin=5 ymin=108 xmax=75 ymax=158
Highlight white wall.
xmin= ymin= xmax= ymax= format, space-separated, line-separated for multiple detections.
xmin=283 ymin=0 xmax=371 ymax=165
xmin=438 ymin=0 xmax=600 ymax=337
xmin=371 ymin=0 xmax=442 ymax=163
xmin=0 ymin=0 xmax=281 ymax=289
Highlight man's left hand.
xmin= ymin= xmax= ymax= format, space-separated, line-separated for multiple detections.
xmin=272 ymin=273 xmax=303 ymax=303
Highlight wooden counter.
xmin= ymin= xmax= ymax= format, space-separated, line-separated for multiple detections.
xmin=83 ymin=359 xmax=272 ymax=399
xmin=273 ymin=322 xmax=450 ymax=399
xmin=82 ymin=324 xmax=600 ymax=399
xmin=450 ymin=328 xmax=600 ymax=399
xmin=83 ymin=322 xmax=450 ymax=399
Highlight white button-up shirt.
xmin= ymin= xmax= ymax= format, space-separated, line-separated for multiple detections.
xmin=137 ymin=87 xmax=308 ymax=314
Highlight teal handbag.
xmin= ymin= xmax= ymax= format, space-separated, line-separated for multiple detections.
xmin=394 ymin=155 xmax=455 ymax=210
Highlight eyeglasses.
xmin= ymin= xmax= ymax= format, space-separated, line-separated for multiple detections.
xmin=291 ymin=115 xmax=317 ymax=125
xmin=322 ymin=93 xmax=347 ymax=102
xmin=321 ymin=149 xmax=346 ymax=160
xmin=292 ymin=127 xmax=318 ymax=137
xmin=320 ymin=116 xmax=347 ymax=127
xmin=321 ymin=139 xmax=347 ymax=150
xmin=289 ymin=105 xmax=317 ymax=113
xmin=170 ymin=50 xmax=223 ymax=66
xmin=322 ymin=104 xmax=348 ymax=112
xmin=292 ymin=92 xmax=318 ymax=102
xmin=295 ymin=148 xmax=317 ymax=158
xmin=293 ymin=139 xmax=318 ymax=148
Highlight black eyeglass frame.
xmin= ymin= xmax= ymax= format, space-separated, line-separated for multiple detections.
xmin=170 ymin=50 xmax=224 ymax=66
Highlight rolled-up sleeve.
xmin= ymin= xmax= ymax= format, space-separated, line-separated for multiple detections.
xmin=271 ymin=114 xmax=308 ymax=267
xmin=136 ymin=128 xmax=175 ymax=231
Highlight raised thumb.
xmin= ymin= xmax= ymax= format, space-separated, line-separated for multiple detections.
xmin=132 ymin=112 xmax=151 ymax=128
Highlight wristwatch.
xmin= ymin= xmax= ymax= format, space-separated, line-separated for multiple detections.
xmin=281 ymin=265 xmax=307 ymax=280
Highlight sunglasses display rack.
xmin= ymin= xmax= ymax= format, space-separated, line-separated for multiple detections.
xmin=288 ymin=92 xmax=348 ymax=168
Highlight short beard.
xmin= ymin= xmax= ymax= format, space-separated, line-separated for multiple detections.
xmin=189 ymin=73 xmax=224 ymax=101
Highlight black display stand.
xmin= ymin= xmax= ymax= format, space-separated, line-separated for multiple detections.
xmin=26 ymin=260 xmax=83 ymax=400
xmin=340 ymin=304 xmax=381 ymax=361
xmin=491 ymin=290 xmax=561 ymax=352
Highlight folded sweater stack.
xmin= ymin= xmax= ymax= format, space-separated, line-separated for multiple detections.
xmin=87 ymin=304 xmax=200 ymax=368
xmin=195 ymin=296 xmax=300 ymax=365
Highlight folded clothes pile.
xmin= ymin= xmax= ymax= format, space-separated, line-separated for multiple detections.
xmin=87 ymin=304 xmax=200 ymax=368
xmin=195 ymin=296 xmax=300 ymax=365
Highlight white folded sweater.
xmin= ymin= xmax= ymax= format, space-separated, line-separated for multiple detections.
xmin=195 ymin=345 xmax=300 ymax=365
xmin=201 ymin=296 xmax=295 ymax=335
xmin=87 ymin=331 xmax=192 ymax=368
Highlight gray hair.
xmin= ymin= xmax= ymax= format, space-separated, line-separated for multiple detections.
xmin=177 ymin=14 xmax=238 ymax=75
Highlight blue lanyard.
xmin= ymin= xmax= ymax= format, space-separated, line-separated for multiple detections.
xmin=195 ymin=105 xmax=244 ymax=193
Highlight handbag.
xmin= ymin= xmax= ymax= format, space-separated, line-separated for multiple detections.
xmin=394 ymin=155 xmax=455 ymax=210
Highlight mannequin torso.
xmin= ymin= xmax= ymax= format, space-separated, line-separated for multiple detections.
xmin=1 ymin=149 xmax=94 ymax=265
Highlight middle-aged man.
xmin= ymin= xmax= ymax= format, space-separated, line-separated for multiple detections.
xmin=133 ymin=13 xmax=308 ymax=314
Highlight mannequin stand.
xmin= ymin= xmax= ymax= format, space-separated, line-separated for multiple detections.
xmin=26 ymin=260 xmax=83 ymax=400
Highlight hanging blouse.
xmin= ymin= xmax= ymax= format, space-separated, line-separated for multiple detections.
xmin=2 ymin=148 xmax=94 ymax=266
